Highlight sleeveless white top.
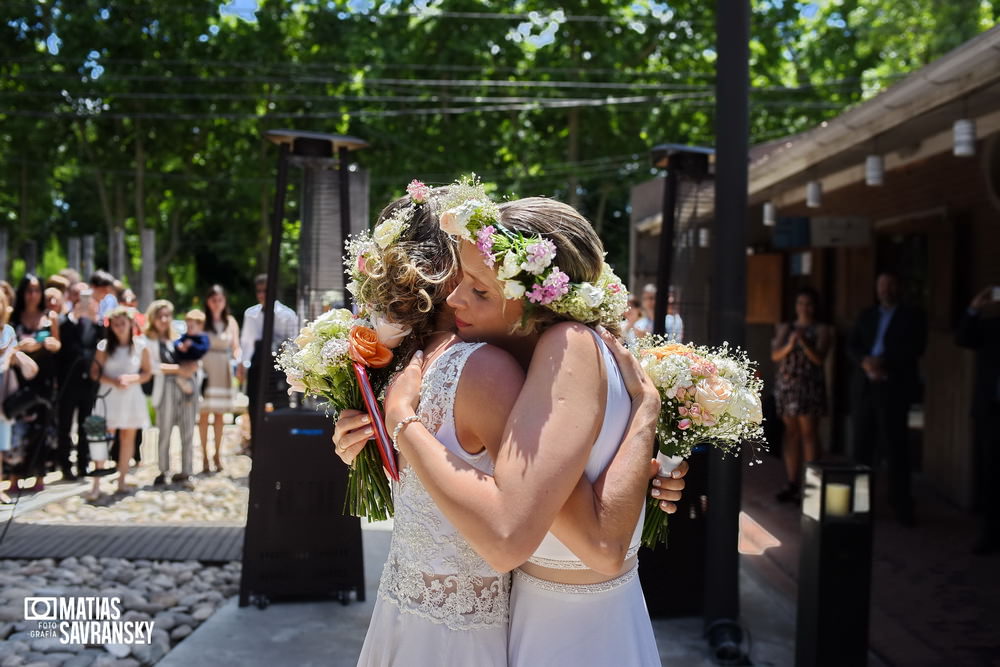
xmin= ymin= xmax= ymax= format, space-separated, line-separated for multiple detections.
xmin=377 ymin=342 xmax=510 ymax=630
xmin=526 ymin=330 xmax=643 ymax=569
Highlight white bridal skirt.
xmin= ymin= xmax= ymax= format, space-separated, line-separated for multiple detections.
xmin=508 ymin=566 xmax=661 ymax=667
xmin=356 ymin=595 xmax=508 ymax=667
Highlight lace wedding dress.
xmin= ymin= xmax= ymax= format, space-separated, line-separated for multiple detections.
xmin=357 ymin=342 xmax=509 ymax=666
xmin=507 ymin=330 xmax=661 ymax=667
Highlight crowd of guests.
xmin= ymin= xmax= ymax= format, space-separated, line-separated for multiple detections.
xmin=0 ymin=267 xmax=297 ymax=503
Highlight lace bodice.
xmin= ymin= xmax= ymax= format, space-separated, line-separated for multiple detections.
xmin=377 ymin=342 xmax=510 ymax=631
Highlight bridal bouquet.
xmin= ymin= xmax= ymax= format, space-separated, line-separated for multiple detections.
xmin=278 ymin=307 xmax=402 ymax=521
xmin=636 ymin=337 xmax=765 ymax=546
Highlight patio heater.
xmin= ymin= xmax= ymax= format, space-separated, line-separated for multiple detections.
xmin=638 ymin=144 xmax=713 ymax=619
xmin=239 ymin=130 xmax=369 ymax=609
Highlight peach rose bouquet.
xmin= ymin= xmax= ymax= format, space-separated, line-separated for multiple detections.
xmin=278 ymin=307 xmax=406 ymax=521
xmin=635 ymin=336 xmax=765 ymax=546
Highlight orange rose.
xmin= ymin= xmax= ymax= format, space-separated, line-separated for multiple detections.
xmin=644 ymin=343 xmax=694 ymax=360
xmin=348 ymin=325 xmax=393 ymax=368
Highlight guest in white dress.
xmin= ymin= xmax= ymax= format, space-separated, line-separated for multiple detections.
xmin=91 ymin=306 xmax=151 ymax=496
xmin=386 ymin=198 xmax=665 ymax=666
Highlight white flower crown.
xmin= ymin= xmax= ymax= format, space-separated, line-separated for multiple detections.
xmin=438 ymin=179 xmax=629 ymax=327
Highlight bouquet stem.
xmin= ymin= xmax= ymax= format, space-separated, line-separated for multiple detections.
xmin=344 ymin=444 xmax=394 ymax=522
xmin=641 ymin=496 xmax=670 ymax=548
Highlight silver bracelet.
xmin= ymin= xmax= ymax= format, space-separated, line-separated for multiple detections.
xmin=391 ymin=415 xmax=422 ymax=449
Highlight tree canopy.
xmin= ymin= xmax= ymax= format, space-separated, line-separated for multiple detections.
xmin=1 ymin=0 xmax=996 ymax=311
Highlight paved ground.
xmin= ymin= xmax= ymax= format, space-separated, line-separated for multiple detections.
xmin=160 ymin=521 xmax=798 ymax=667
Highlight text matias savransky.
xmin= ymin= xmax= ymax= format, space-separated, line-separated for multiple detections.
xmin=24 ymin=596 xmax=155 ymax=645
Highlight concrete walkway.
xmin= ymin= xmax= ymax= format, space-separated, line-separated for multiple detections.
xmin=161 ymin=521 xmax=797 ymax=667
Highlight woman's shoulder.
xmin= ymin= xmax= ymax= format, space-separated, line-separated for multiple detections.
xmin=535 ymin=321 xmax=601 ymax=358
xmin=462 ymin=343 xmax=523 ymax=385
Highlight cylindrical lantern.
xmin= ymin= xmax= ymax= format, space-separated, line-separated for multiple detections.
xmin=864 ymin=155 xmax=884 ymax=186
xmin=953 ymin=118 xmax=976 ymax=157
xmin=763 ymin=201 xmax=776 ymax=227
xmin=806 ymin=180 xmax=822 ymax=208
xmin=698 ymin=227 xmax=710 ymax=248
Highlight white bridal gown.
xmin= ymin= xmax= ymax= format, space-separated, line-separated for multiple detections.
xmin=357 ymin=342 xmax=509 ymax=667
xmin=508 ymin=330 xmax=661 ymax=667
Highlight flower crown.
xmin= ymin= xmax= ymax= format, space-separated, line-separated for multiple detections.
xmin=344 ymin=179 xmax=435 ymax=325
xmin=438 ymin=181 xmax=629 ymax=327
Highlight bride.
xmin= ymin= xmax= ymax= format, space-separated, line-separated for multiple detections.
xmin=334 ymin=184 xmax=686 ymax=666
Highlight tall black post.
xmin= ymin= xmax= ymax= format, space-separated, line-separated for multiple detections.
xmin=653 ymin=169 xmax=678 ymax=336
xmin=252 ymin=141 xmax=289 ymax=453
xmin=705 ymin=0 xmax=750 ymax=660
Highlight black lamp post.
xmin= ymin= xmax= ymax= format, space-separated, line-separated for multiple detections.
xmin=705 ymin=0 xmax=751 ymax=662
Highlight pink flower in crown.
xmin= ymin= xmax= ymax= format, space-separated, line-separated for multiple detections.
xmin=406 ymin=179 xmax=431 ymax=204
xmin=357 ymin=254 xmax=368 ymax=275
xmin=527 ymin=269 xmax=570 ymax=305
xmin=476 ymin=225 xmax=496 ymax=267
xmin=608 ymin=282 xmax=622 ymax=293
xmin=521 ymin=239 xmax=557 ymax=274
xmin=678 ymin=419 xmax=692 ymax=430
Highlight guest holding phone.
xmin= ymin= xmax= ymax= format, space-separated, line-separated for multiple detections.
xmin=8 ymin=274 xmax=60 ymax=492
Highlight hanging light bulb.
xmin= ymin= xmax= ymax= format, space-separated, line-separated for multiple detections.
xmin=806 ymin=180 xmax=822 ymax=208
xmin=763 ymin=201 xmax=776 ymax=227
xmin=865 ymin=155 xmax=884 ymax=186
xmin=698 ymin=227 xmax=710 ymax=248
xmin=953 ymin=118 xmax=976 ymax=157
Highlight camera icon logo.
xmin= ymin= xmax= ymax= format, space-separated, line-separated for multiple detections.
xmin=24 ymin=597 xmax=58 ymax=621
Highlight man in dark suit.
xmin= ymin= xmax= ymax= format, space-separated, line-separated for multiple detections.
xmin=956 ymin=285 xmax=1000 ymax=554
xmin=849 ymin=271 xmax=927 ymax=525
xmin=56 ymin=282 xmax=103 ymax=479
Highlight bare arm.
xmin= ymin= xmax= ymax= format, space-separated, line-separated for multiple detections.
xmin=770 ymin=323 xmax=794 ymax=363
xmin=546 ymin=328 xmax=662 ymax=574
xmin=388 ymin=322 xmax=607 ymax=572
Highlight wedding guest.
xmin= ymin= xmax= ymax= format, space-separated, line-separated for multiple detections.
xmin=199 ymin=285 xmax=240 ymax=473
xmin=58 ymin=268 xmax=82 ymax=287
xmin=771 ymin=287 xmax=831 ymax=503
xmin=91 ymin=307 xmax=151 ymax=496
xmin=145 ymin=300 xmax=198 ymax=489
xmin=956 ymin=285 xmax=1000 ymax=554
xmin=634 ymin=284 xmax=683 ymax=341
xmin=238 ymin=274 xmax=297 ymax=448
xmin=8 ymin=274 xmax=61 ymax=492
xmin=1 ymin=291 xmax=40 ymax=503
xmin=849 ymin=271 xmax=926 ymax=526
xmin=172 ymin=309 xmax=209 ymax=396
xmin=56 ymin=283 xmax=103 ymax=479
xmin=44 ymin=287 xmax=64 ymax=319
xmin=89 ymin=270 xmax=119 ymax=322
xmin=621 ymin=297 xmax=643 ymax=346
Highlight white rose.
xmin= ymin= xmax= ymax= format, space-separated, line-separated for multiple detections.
xmin=373 ymin=218 xmax=404 ymax=249
xmin=503 ymin=280 xmax=526 ymax=300
xmin=578 ymin=282 xmax=603 ymax=308
xmin=371 ymin=313 xmax=412 ymax=349
xmin=693 ymin=376 xmax=734 ymax=419
xmin=730 ymin=387 xmax=763 ymax=424
xmin=439 ymin=200 xmax=479 ymax=240
xmin=498 ymin=250 xmax=521 ymax=280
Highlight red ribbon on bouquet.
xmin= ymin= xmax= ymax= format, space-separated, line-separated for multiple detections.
xmin=351 ymin=362 xmax=400 ymax=481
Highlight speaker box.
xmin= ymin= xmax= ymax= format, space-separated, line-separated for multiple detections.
xmin=239 ymin=408 xmax=365 ymax=607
